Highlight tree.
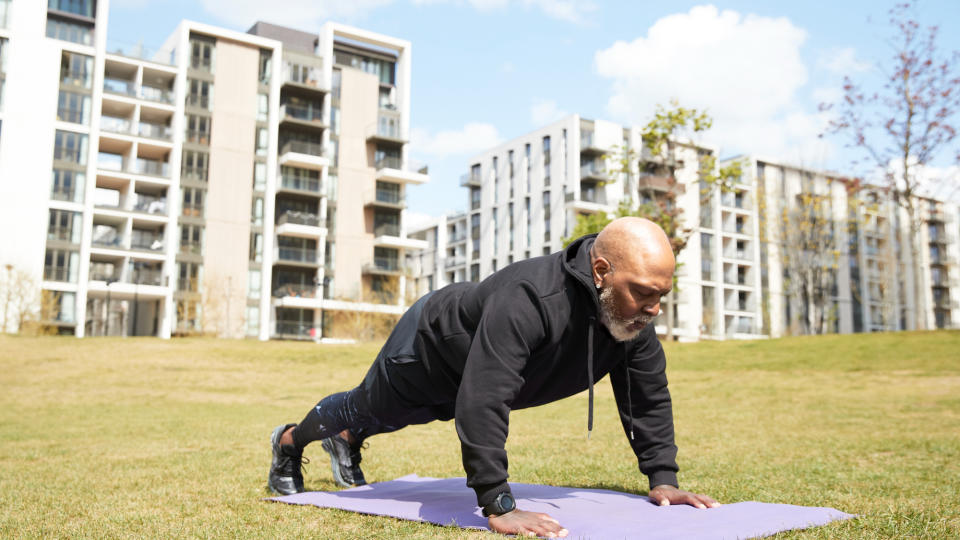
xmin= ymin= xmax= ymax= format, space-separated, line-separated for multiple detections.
xmin=566 ymin=101 xmax=743 ymax=339
xmin=820 ymin=1 xmax=960 ymax=330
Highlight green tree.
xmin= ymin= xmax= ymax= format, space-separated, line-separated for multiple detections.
xmin=565 ymin=101 xmax=743 ymax=339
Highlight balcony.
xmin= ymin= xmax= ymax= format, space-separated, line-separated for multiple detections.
xmin=127 ymin=268 xmax=164 ymax=286
xmin=373 ymin=225 xmax=429 ymax=250
xmin=366 ymin=114 xmax=405 ymax=144
xmin=185 ymin=94 xmax=211 ymax=110
xmin=279 ymin=174 xmax=322 ymax=195
xmin=445 ymin=256 xmax=467 ymax=268
xmin=276 ymin=211 xmax=325 ymax=239
xmin=448 ymin=230 xmax=467 ymax=244
xmin=137 ymin=122 xmax=172 ymax=141
xmin=281 ymin=104 xmax=326 ymax=129
xmin=564 ymin=191 xmax=607 ymax=214
xmin=44 ymin=266 xmax=73 ymax=282
xmin=276 ymin=246 xmax=319 ymax=265
xmin=282 ymin=62 xmax=329 ymax=93
xmin=275 ymin=321 xmax=316 ymax=340
xmin=130 ymin=236 xmax=164 ymax=252
xmin=279 ymin=141 xmax=329 ymax=170
xmin=274 ymin=284 xmax=319 ymax=299
xmin=580 ymin=132 xmax=606 ymax=155
xmin=365 ymin=186 xmax=405 ymax=209
xmin=134 ymin=158 xmax=169 ymax=177
xmin=101 ymin=116 xmax=133 ymax=136
xmin=460 ymin=170 xmax=482 ymax=187
xmin=132 ymin=194 xmax=166 ymax=215
xmin=139 ymin=85 xmax=174 ymax=104
xmin=375 ymin=156 xmax=429 ymax=185
xmin=103 ymin=77 xmax=136 ymax=98
xmin=580 ymin=162 xmax=610 ymax=182
xmin=362 ymin=257 xmax=403 ymax=276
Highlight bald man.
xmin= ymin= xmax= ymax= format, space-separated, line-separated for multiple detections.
xmin=268 ymin=218 xmax=718 ymax=538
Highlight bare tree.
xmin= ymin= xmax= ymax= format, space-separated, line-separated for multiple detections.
xmin=821 ymin=1 xmax=960 ymax=329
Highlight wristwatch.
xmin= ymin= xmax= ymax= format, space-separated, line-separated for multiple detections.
xmin=482 ymin=492 xmax=517 ymax=517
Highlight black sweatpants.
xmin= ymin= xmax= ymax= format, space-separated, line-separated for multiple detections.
xmin=291 ymin=291 xmax=454 ymax=450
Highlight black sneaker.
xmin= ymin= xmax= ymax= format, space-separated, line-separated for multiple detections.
xmin=268 ymin=423 xmax=308 ymax=495
xmin=321 ymin=434 xmax=366 ymax=488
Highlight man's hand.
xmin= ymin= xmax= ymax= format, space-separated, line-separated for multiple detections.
xmin=488 ymin=509 xmax=569 ymax=538
xmin=648 ymin=484 xmax=720 ymax=509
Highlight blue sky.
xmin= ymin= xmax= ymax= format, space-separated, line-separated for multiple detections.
xmin=107 ymin=0 xmax=960 ymax=220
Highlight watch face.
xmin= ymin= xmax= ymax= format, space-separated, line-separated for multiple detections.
xmin=499 ymin=492 xmax=516 ymax=513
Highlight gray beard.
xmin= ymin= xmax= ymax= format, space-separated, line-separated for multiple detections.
xmin=598 ymin=286 xmax=655 ymax=342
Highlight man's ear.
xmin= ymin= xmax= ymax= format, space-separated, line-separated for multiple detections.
xmin=592 ymin=257 xmax=610 ymax=287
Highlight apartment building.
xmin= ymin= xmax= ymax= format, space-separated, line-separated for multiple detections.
xmin=406 ymin=212 xmax=468 ymax=297
xmin=0 ymin=0 xmax=428 ymax=340
xmin=429 ymin=117 xmax=959 ymax=340
xmin=451 ymin=114 xmax=736 ymax=340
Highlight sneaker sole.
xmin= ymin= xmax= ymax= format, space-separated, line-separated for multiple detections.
xmin=321 ymin=437 xmax=353 ymax=488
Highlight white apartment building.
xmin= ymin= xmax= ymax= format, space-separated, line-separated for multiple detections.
xmin=406 ymin=212 xmax=468 ymax=297
xmin=0 ymin=1 xmax=428 ymax=340
xmin=417 ymin=116 xmax=959 ymax=340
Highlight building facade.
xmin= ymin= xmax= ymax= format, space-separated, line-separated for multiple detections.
xmin=0 ymin=0 xmax=428 ymax=340
xmin=415 ymin=115 xmax=959 ymax=340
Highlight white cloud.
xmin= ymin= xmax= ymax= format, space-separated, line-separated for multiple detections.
xmin=530 ymin=98 xmax=567 ymax=126
xmin=819 ymin=47 xmax=872 ymax=75
xmin=197 ymin=0 xmax=393 ymax=28
xmin=594 ymin=5 xmax=832 ymax=162
xmin=412 ymin=0 xmax=595 ymax=23
xmin=410 ymin=122 xmax=503 ymax=157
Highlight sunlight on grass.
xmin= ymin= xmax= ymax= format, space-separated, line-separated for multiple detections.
xmin=1 ymin=331 xmax=958 ymax=538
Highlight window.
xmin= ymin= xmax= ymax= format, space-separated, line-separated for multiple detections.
xmin=178 ymin=262 xmax=203 ymax=292
xmin=182 ymin=187 xmax=205 ymax=217
xmin=257 ymin=93 xmax=268 ymax=121
xmin=46 ymin=15 xmax=93 ymax=45
xmin=251 ymin=197 xmax=264 ymax=226
xmin=48 ymin=0 xmax=95 ymax=17
xmin=1 ymin=0 xmax=11 ymax=30
xmin=333 ymin=48 xmax=396 ymax=85
xmin=542 ymin=136 xmax=551 ymax=166
xmin=701 ymin=233 xmax=713 ymax=281
xmin=185 ymin=114 xmax=211 ymax=145
xmin=249 ymin=233 xmax=263 ymax=262
xmin=246 ymin=306 xmax=260 ymax=336
xmin=524 ymin=143 xmax=532 ymax=192
xmin=189 ymin=36 xmax=215 ymax=72
xmin=44 ymin=248 xmax=78 ymax=282
xmin=48 ymin=209 xmax=82 ymax=243
xmin=53 ymin=130 xmax=88 ymax=165
xmin=181 ymin=150 xmax=209 ymax=181
xmin=255 ymin=127 xmax=268 ymax=156
xmin=254 ymin=163 xmax=267 ymax=191
xmin=57 ymin=91 xmax=91 ymax=124
xmin=180 ymin=224 xmax=204 ymax=254
xmin=492 ymin=156 xmax=499 ymax=204
xmin=51 ymin=168 xmax=85 ymax=203
xmin=543 ymin=191 xmax=551 ymax=242
xmin=60 ymin=51 xmax=94 ymax=89
xmin=186 ymin=79 xmax=213 ymax=109
xmin=470 ymin=187 xmax=481 ymax=211
xmin=258 ymin=49 xmax=271 ymax=84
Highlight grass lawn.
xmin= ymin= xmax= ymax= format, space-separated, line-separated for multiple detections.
xmin=1 ymin=330 xmax=958 ymax=539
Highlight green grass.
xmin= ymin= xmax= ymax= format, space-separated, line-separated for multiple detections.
xmin=1 ymin=331 xmax=958 ymax=539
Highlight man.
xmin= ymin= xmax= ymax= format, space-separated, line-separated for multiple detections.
xmin=268 ymin=217 xmax=719 ymax=538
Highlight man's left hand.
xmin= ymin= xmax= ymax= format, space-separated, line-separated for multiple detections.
xmin=648 ymin=485 xmax=720 ymax=509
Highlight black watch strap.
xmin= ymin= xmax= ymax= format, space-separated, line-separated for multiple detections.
xmin=482 ymin=492 xmax=516 ymax=517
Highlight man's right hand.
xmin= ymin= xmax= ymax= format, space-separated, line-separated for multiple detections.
xmin=487 ymin=509 xmax=569 ymax=538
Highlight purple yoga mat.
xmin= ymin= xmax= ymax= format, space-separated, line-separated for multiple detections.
xmin=267 ymin=474 xmax=854 ymax=539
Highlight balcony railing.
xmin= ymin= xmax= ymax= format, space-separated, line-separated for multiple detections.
xmin=460 ymin=171 xmax=482 ymax=187
xmin=281 ymin=104 xmax=324 ymax=123
xmin=283 ymin=62 xmax=327 ymax=90
xmin=280 ymin=140 xmax=324 ymax=157
xmin=51 ymin=186 xmax=82 ymax=203
xmin=103 ymin=77 xmax=136 ymax=96
xmin=181 ymin=166 xmax=208 ymax=182
xmin=374 ymin=224 xmax=400 ymax=237
xmin=47 ymin=227 xmax=76 ymax=242
xmin=580 ymin=163 xmax=608 ymax=179
xmin=190 ymin=56 xmax=212 ymax=71
xmin=134 ymin=158 xmax=169 ymax=177
xmin=185 ymin=94 xmax=211 ymax=109
xmin=278 ymin=211 xmax=320 ymax=227
xmin=184 ymin=129 xmax=211 ymax=145
xmin=280 ymin=175 xmax=321 ymax=193
xmin=448 ymin=231 xmax=467 ymax=243
xmin=181 ymin=204 xmax=203 ymax=218
xmin=88 ymin=266 xmax=118 ymax=281
xmin=44 ymin=266 xmax=72 ymax=282
xmin=274 ymin=284 xmax=318 ymax=298
xmin=177 ymin=277 xmax=200 ymax=292
xmin=138 ymin=122 xmax=172 ymax=140
xmin=131 ymin=238 xmax=164 ymax=251
xmin=277 ymin=247 xmax=318 ymax=263
xmin=54 ymin=146 xmax=84 ymax=164
xmin=139 ymin=85 xmax=174 ymax=104
xmin=128 ymin=269 xmax=163 ymax=285
xmin=367 ymin=257 xmax=401 ymax=272
xmin=179 ymin=242 xmax=202 ymax=255
xmin=101 ymin=116 xmax=132 ymax=134
xmin=445 ymin=256 xmax=466 ymax=268
xmin=375 ymin=187 xmax=402 ymax=205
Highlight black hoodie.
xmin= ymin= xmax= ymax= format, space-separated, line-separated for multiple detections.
xmin=413 ymin=234 xmax=679 ymax=507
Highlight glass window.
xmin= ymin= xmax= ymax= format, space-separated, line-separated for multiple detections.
xmin=257 ymin=93 xmax=268 ymax=121
xmin=53 ymin=130 xmax=88 ymax=165
xmin=46 ymin=16 xmax=93 ymax=45
xmin=57 ymin=91 xmax=92 ymax=124
xmin=248 ymin=270 xmax=261 ymax=298
xmin=48 ymin=0 xmax=95 ymax=18
xmin=51 ymin=168 xmax=85 ymax=203
xmin=258 ymin=49 xmax=271 ymax=84
xmin=251 ymin=197 xmax=264 ymax=226
xmin=246 ymin=306 xmax=260 ymax=336
xmin=0 ymin=1 xmax=11 ymax=30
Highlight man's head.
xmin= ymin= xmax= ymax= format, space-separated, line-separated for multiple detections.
xmin=590 ymin=217 xmax=675 ymax=341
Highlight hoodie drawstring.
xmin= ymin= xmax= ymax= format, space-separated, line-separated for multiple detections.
xmin=624 ymin=348 xmax=634 ymax=441
xmin=586 ymin=317 xmax=595 ymax=439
